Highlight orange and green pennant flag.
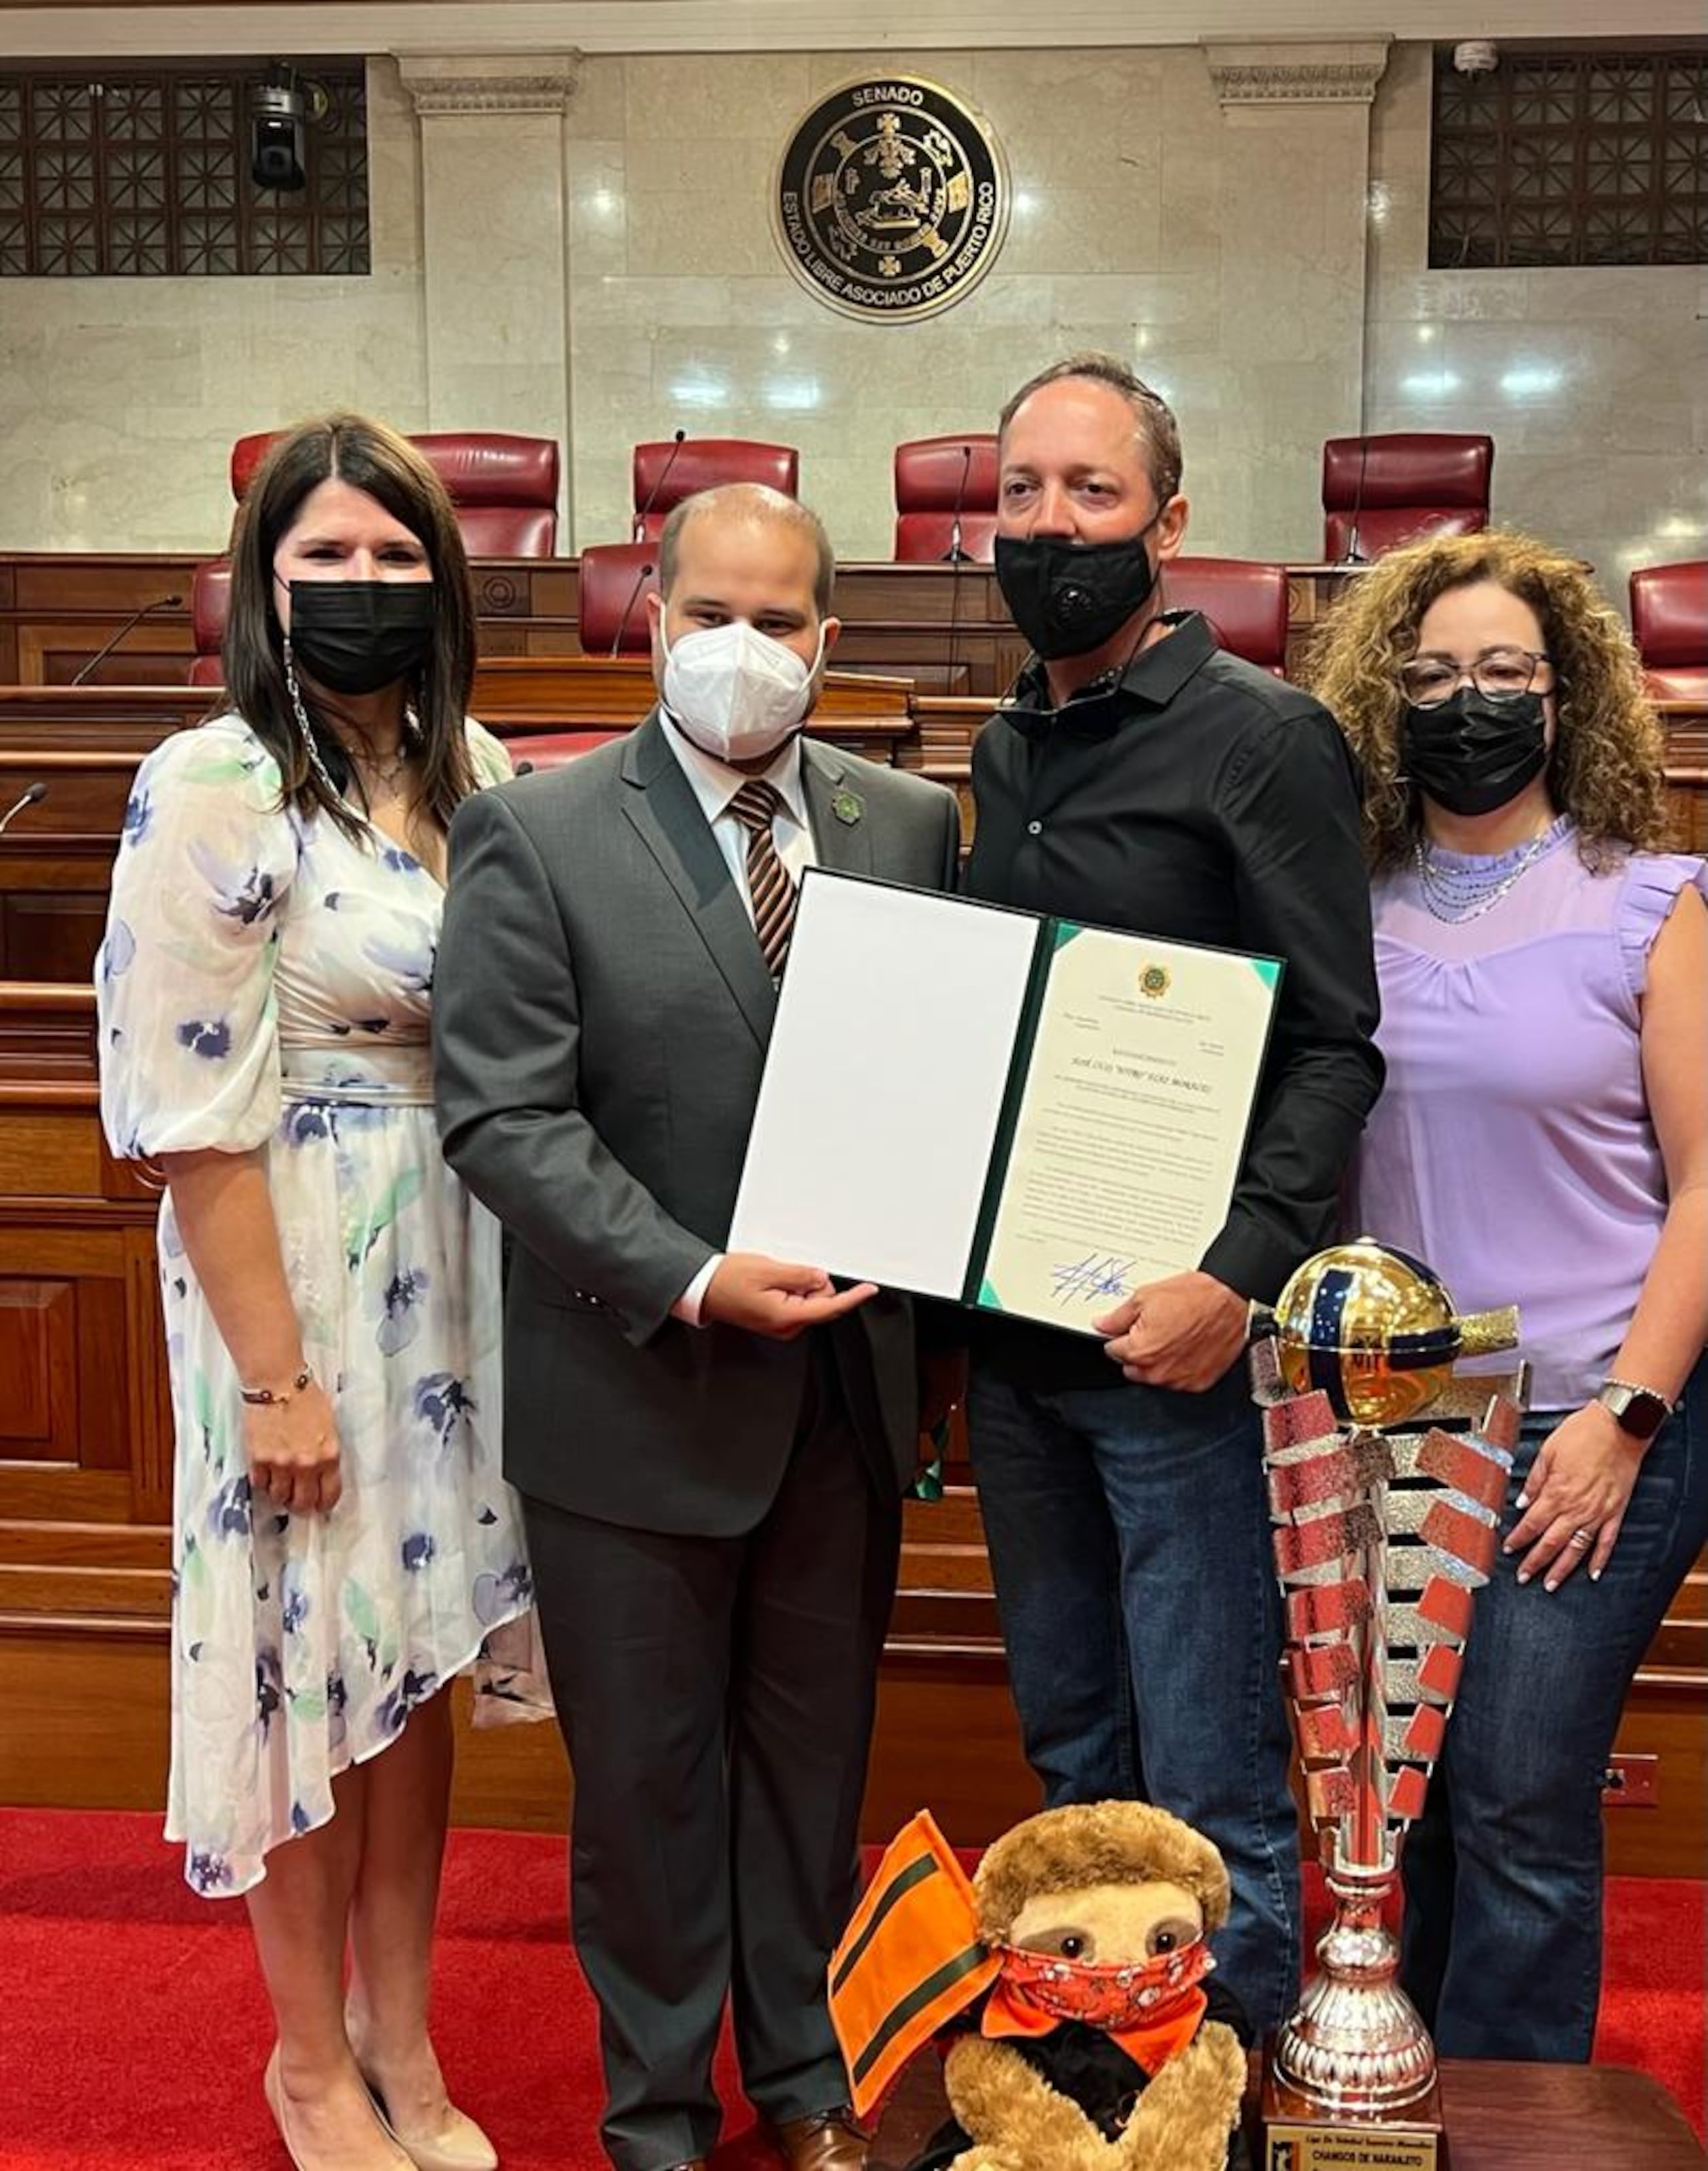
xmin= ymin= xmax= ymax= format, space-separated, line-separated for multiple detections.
xmin=827 ymin=1811 xmax=999 ymax=2120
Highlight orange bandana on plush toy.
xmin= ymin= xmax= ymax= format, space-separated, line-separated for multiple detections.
xmin=982 ymin=1937 xmax=1214 ymax=2076
xmin=827 ymin=1811 xmax=1214 ymax=2120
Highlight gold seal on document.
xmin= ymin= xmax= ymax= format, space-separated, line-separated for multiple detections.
xmin=1138 ymin=963 xmax=1172 ymax=998
xmin=774 ymin=75 xmax=1008 ymax=322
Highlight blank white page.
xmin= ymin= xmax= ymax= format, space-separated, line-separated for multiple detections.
xmin=729 ymin=872 xmax=1039 ymax=1298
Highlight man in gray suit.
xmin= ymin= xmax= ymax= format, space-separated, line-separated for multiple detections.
xmin=434 ymin=484 xmax=961 ymax=2171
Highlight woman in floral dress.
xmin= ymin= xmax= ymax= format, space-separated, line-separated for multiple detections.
xmin=98 ymin=415 xmax=544 ymax=2171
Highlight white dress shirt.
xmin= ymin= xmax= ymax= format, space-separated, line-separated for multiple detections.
xmin=659 ymin=711 xmax=819 ymax=1324
xmin=659 ymin=709 xmax=817 ymax=901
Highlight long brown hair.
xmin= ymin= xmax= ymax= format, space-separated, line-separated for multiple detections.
xmin=1306 ymin=528 xmax=1668 ymax=872
xmin=222 ymin=413 xmax=478 ymax=839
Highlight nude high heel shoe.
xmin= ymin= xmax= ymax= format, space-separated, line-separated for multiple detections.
xmin=264 ymin=2047 xmax=413 ymax=2171
xmin=263 ymin=2048 xmax=308 ymax=2171
xmin=364 ymin=2085 xmax=499 ymax=2171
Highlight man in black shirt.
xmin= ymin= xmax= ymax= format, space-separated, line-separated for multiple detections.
xmin=963 ymin=353 xmax=1383 ymax=2034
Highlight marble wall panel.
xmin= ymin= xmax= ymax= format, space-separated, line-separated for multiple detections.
xmin=416 ymin=99 xmax=570 ymax=448
xmin=565 ymin=47 xmax=1258 ymax=558
xmin=0 ymin=58 xmax=428 ymax=554
xmin=1364 ymin=41 xmax=1708 ymax=606
xmin=8 ymin=35 xmax=1699 ymax=587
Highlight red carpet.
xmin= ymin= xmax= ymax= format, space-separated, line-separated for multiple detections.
xmin=0 ymin=1808 xmax=1701 ymax=2168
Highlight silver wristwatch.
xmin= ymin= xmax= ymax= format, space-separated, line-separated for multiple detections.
xmin=1597 ymin=1378 xmax=1672 ymax=1442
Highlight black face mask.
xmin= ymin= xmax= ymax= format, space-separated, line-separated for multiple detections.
xmin=1400 ymin=688 xmax=1549 ymax=818
xmin=284 ymin=580 xmax=436 ymax=695
xmin=994 ymin=520 xmax=1160 ymax=661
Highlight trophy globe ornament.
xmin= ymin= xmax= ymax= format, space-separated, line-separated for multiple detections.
xmin=1251 ymin=1240 xmax=1525 ymax=2169
xmin=1270 ymin=1236 xmax=1519 ymax=1427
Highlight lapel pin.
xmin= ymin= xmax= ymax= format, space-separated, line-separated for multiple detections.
xmin=831 ymin=788 xmax=863 ymax=827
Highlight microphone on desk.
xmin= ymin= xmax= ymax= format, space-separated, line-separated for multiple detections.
xmin=609 ymin=561 xmax=657 ymax=660
xmin=1340 ymin=435 xmax=1372 ymax=566
xmin=632 ymin=429 xmax=687 ymax=542
xmin=0 ymin=780 xmax=47 ymax=837
xmin=941 ymin=441 xmax=975 ymax=565
xmin=943 ymin=443 xmax=975 ymax=689
xmin=71 ymin=594 xmax=184 ymax=686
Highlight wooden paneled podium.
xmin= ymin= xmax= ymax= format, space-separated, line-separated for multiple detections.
xmin=0 ymin=661 xmax=939 ymax=982
xmin=0 ymin=550 xmax=1359 ymax=695
xmin=1 ymin=562 xmax=1705 ymax=1859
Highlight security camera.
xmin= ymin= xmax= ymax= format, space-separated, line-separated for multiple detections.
xmin=252 ymin=69 xmax=306 ymax=191
xmin=1452 ymin=40 xmax=1499 ymax=75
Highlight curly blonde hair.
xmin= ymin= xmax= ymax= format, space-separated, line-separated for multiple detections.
xmin=1304 ymin=529 xmax=1668 ymax=871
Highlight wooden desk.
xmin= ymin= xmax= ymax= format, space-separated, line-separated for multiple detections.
xmin=2 ymin=676 xmax=1704 ymax=1000
xmin=0 ymin=664 xmax=919 ymax=981
xmin=0 ymin=552 xmax=1362 ymax=699
xmin=1657 ymin=700 xmax=1707 ymax=853
xmin=869 ymin=2052 xmax=1707 ymax=2171
xmin=1 ymin=673 xmax=1704 ymax=1848
xmin=0 ymin=657 xmax=913 ymax=742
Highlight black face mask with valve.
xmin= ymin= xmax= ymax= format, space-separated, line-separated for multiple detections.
xmin=286 ymin=580 xmax=436 ymax=696
xmin=1400 ymin=687 xmax=1549 ymax=817
xmin=994 ymin=520 xmax=1160 ymax=661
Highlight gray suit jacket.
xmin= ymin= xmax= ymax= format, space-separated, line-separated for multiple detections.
xmin=434 ymin=713 xmax=963 ymax=1536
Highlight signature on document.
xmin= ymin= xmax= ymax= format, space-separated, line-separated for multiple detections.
xmin=1049 ymin=1254 xmax=1136 ymax=1306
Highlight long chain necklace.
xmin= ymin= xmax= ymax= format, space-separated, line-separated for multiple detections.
xmin=1413 ymin=826 xmax=1555 ymax=923
xmin=282 ymin=640 xmax=418 ymax=801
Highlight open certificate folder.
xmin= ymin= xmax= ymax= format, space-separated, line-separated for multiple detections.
xmin=729 ymin=871 xmax=1283 ymax=1336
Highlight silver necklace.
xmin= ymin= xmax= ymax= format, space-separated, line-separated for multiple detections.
xmin=348 ymin=741 xmax=411 ymax=791
xmin=1413 ymin=827 xmax=1554 ymax=923
xmin=282 ymin=640 xmax=418 ymax=800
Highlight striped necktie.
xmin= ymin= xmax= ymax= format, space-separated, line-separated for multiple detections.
xmin=729 ymin=779 xmax=798 ymax=981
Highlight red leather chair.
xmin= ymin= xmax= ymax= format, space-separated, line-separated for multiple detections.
xmin=1321 ymin=434 xmax=1493 ymax=561
xmin=1629 ymin=560 xmax=1708 ymax=702
xmin=231 ymin=430 xmax=561 ymax=556
xmin=631 ymin=440 xmax=798 ymax=542
xmin=189 ymin=558 xmax=232 ymax=687
xmin=893 ymin=434 xmax=999 ymax=562
xmin=578 ymin=542 xmax=661 ymax=657
xmin=1164 ymin=556 xmax=1290 ymax=676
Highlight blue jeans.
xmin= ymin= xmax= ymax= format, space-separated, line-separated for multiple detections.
xmin=968 ymin=1360 xmax=1302 ymax=2034
xmin=1400 ymin=1352 xmax=1708 ymax=2060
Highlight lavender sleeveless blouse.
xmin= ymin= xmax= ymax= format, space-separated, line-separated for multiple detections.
xmin=1347 ymin=819 xmax=1707 ymax=1410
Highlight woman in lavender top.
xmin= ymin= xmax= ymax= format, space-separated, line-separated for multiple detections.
xmin=1310 ymin=530 xmax=1707 ymax=2062
xmin=97 ymin=416 xmax=547 ymax=2171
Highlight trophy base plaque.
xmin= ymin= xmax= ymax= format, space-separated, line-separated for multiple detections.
xmin=1261 ymin=2064 xmax=1447 ymax=2171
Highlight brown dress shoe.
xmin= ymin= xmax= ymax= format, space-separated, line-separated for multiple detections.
xmin=768 ymin=2108 xmax=869 ymax=2170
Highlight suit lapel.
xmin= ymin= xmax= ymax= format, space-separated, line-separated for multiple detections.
xmin=620 ymin=713 xmax=777 ymax=1047
xmin=802 ymin=741 xmax=874 ymax=879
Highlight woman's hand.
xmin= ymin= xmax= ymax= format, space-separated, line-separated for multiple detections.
xmin=244 ymin=1377 xmax=343 ymax=1516
xmin=1503 ymin=1401 xmax=1642 ymax=1590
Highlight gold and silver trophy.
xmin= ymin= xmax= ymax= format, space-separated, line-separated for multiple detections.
xmin=1250 ymin=1239 xmax=1525 ymax=2171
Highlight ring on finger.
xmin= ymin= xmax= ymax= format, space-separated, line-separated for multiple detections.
xmin=1568 ymin=1526 xmax=1595 ymax=1549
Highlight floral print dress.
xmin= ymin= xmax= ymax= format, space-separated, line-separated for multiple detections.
xmin=97 ymin=713 xmax=546 ymax=1897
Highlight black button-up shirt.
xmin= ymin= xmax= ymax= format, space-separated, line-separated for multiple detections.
xmin=963 ymin=611 xmax=1384 ymax=1390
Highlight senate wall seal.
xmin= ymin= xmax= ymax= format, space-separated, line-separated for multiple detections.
xmin=774 ymin=75 xmax=1008 ymax=322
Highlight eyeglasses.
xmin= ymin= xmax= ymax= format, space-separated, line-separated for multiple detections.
xmin=1398 ymin=647 xmax=1552 ymax=709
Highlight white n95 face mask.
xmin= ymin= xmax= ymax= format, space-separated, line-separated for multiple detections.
xmin=662 ymin=617 xmax=824 ymax=764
